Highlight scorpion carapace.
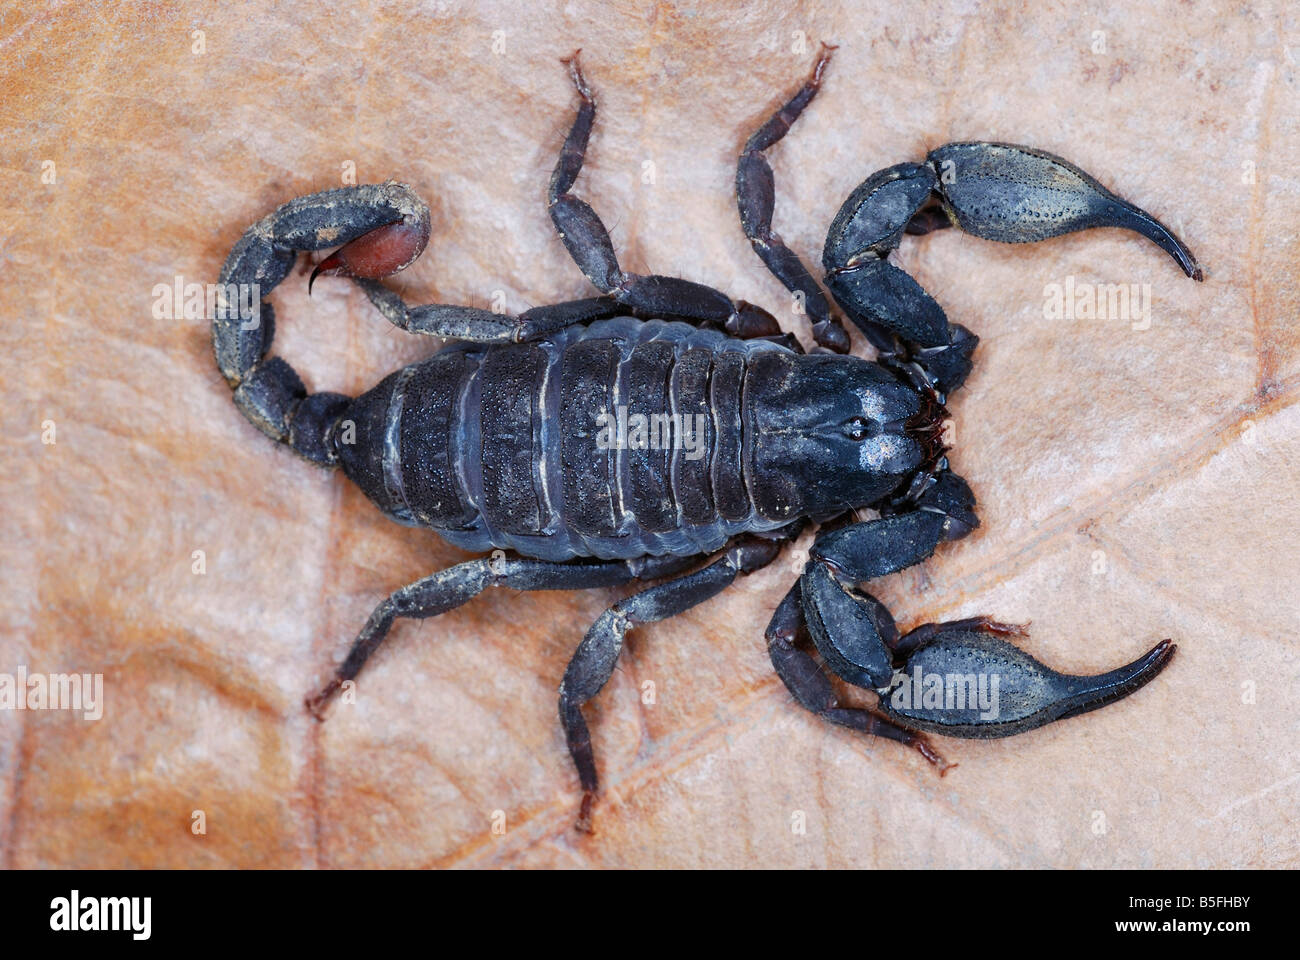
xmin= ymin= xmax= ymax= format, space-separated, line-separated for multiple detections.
xmin=213 ymin=46 xmax=1199 ymax=832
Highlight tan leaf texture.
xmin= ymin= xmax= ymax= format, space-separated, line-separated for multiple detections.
xmin=2 ymin=1 xmax=1297 ymax=867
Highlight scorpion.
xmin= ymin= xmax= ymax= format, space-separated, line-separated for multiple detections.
xmin=213 ymin=47 xmax=1201 ymax=832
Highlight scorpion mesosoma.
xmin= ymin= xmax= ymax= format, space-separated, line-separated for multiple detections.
xmin=213 ymin=47 xmax=1201 ymax=831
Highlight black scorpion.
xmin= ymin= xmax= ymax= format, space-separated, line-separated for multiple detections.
xmin=212 ymin=47 xmax=1201 ymax=831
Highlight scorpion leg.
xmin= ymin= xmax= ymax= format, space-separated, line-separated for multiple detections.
xmin=736 ymin=42 xmax=850 ymax=354
xmin=559 ymin=534 xmax=790 ymax=832
xmin=351 ymin=278 xmax=522 ymax=342
xmin=765 ymin=583 xmax=951 ymax=771
xmin=821 ymin=142 xmax=1203 ymax=394
xmin=305 ymin=552 xmax=697 ymax=718
xmin=547 ymin=51 xmax=782 ymax=341
xmin=359 ymin=278 xmax=650 ymax=343
xmin=357 ymin=281 xmax=800 ymax=346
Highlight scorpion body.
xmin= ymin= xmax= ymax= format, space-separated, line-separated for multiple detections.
xmin=336 ymin=316 xmax=937 ymax=562
xmin=341 ymin=317 xmax=790 ymax=560
xmin=213 ymin=48 xmax=1201 ymax=831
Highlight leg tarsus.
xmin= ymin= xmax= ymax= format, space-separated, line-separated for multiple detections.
xmin=558 ymin=533 xmax=793 ymax=830
xmin=551 ymin=51 xmax=596 ymax=202
xmin=549 ymin=53 xmax=784 ymax=336
xmin=737 ymin=44 xmax=848 ymax=353
xmin=305 ymin=677 xmax=343 ymax=720
xmin=742 ymin=41 xmax=836 ymax=154
xmin=822 ymin=707 xmax=953 ymax=773
xmin=306 ymin=555 xmax=645 ymax=718
xmin=575 ymin=790 xmax=595 ymax=834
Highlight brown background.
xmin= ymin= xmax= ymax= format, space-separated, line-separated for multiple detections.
xmin=2 ymin=1 xmax=1297 ymax=868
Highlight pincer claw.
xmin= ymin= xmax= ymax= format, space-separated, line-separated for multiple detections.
xmin=878 ymin=623 xmax=1176 ymax=739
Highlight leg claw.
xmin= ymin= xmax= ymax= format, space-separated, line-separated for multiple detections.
xmin=304 ymin=678 xmax=341 ymax=720
xmin=574 ymin=791 xmax=596 ymax=834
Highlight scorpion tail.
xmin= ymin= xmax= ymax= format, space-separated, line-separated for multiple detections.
xmin=212 ymin=182 xmax=431 ymax=465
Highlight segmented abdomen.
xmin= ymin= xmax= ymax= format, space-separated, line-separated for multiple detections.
xmin=384 ymin=316 xmax=791 ymax=561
